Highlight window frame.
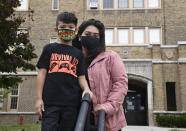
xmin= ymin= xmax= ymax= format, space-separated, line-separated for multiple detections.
xmin=148 ymin=28 xmax=161 ymax=44
xmin=118 ymin=0 xmax=129 ymax=9
xmin=89 ymin=0 xmax=99 ymax=9
xmin=52 ymin=0 xmax=59 ymax=11
xmin=117 ymin=28 xmax=130 ymax=45
xmin=166 ymin=82 xmax=177 ymax=111
xmin=133 ymin=0 xmax=144 ymax=8
xmin=50 ymin=37 xmax=58 ymax=43
xmin=88 ymin=0 xmax=161 ymax=10
xmin=8 ymin=85 xmax=19 ymax=112
xmin=0 ymin=86 xmax=3 ymax=110
xmin=147 ymin=0 xmax=161 ymax=8
xmin=103 ymin=0 xmax=114 ymax=9
xmin=133 ymin=28 xmax=145 ymax=44
xmin=105 ymin=28 xmax=115 ymax=45
xmin=105 ymin=27 xmax=161 ymax=46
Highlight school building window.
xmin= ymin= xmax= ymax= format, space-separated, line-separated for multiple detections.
xmin=133 ymin=0 xmax=144 ymax=8
xmin=52 ymin=0 xmax=59 ymax=10
xmin=0 ymin=86 xmax=3 ymax=110
xmin=118 ymin=29 xmax=129 ymax=44
xmin=133 ymin=29 xmax=145 ymax=44
xmin=166 ymin=82 xmax=177 ymax=111
xmin=17 ymin=28 xmax=28 ymax=36
xmin=148 ymin=0 xmax=159 ymax=8
xmin=16 ymin=0 xmax=29 ymax=11
xmin=105 ymin=29 xmax=114 ymax=45
xmin=103 ymin=0 xmax=113 ymax=8
xmin=105 ymin=27 xmax=161 ymax=45
xmin=89 ymin=0 xmax=99 ymax=9
xmin=118 ymin=0 xmax=129 ymax=8
xmin=88 ymin=0 xmax=161 ymax=9
xmin=10 ymin=86 xmax=19 ymax=110
xmin=50 ymin=37 xmax=57 ymax=43
xmin=149 ymin=28 xmax=160 ymax=44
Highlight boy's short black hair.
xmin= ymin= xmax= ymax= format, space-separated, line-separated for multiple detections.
xmin=56 ymin=12 xmax=78 ymax=28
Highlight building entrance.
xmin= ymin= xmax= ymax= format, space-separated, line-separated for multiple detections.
xmin=123 ymin=79 xmax=148 ymax=125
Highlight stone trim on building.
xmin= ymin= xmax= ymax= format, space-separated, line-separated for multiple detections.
xmin=153 ymin=111 xmax=186 ymax=114
xmin=0 ymin=112 xmax=36 ymax=115
xmin=0 ymin=72 xmax=38 ymax=76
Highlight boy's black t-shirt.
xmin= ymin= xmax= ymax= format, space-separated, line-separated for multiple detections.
xmin=37 ymin=43 xmax=85 ymax=107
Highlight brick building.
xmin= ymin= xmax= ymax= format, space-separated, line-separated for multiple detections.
xmin=0 ymin=0 xmax=186 ymax=126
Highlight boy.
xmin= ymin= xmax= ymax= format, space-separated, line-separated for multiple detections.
xmin=35 ymin=12 xmax=92 ymax=131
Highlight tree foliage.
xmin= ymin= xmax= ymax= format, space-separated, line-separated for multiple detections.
xmin=0 ymin=0 xmax=37 ymax=92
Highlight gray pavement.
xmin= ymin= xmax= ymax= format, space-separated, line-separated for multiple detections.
xmin=122 ymin=126 xmax=186 ymax=131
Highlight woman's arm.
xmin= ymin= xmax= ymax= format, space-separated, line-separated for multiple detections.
xmin=97 ymin=53 xmax=128 ymax=116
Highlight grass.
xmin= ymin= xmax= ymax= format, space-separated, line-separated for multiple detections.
xmin=0 ymin=125 xmax=41 ymax=131
xmin=169 ymin=129 xmax=186 ymax=131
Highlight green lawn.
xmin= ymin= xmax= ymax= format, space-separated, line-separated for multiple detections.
xmin=0 ymin=125 xmax=41 ymax=131
xmin=169 ymin=129 xmax=186 ymax=131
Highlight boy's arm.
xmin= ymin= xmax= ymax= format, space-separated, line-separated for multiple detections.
xmin=35 ymin=68 xmax=47 ymax=118
xmin=78 ymin=75 xmax=93 ymax=99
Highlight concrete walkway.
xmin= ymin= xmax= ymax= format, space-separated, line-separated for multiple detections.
xmin=122 ymin=126 xmax=186 ymax=131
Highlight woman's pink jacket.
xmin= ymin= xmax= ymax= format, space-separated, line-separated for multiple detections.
xmin=88 ymin=50 xmax=128 ymax=131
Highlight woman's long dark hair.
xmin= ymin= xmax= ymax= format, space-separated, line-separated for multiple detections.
xmin=73 ymin=19 xmax=106 ymax=64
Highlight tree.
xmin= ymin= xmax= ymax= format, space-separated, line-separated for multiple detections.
xmin=0 ymin=0 xmax=37 ymax=101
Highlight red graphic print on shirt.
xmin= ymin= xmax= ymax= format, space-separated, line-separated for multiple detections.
xmin=48 ymin=53 xmax=79 ymax=77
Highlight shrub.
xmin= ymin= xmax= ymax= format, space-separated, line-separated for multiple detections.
xmin=156 ymin=114 xmax=186 ymax=128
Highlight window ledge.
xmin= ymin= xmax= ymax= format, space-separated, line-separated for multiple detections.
xmin=0 ymin=72 xmax=38 ymax=76
xmin=0 ymin=112 xmax=36 ymax=114
xmin=51 ymin=9 xmax=59 ymax=11
xmin=87 ymin=8 xmax=161 ymax=11
xmin=106 ymin=44 xmax=150 ymax=47
xmin=15 ymin=9 xmax=32 ymax=12
xmin=153 ymin=111 xmax=186 ymax=114
xmin=177 ymin=41 xmax=186 ymax=45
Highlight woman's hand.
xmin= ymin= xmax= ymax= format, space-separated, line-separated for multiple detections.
xmin=35 ymin=99 xmax=45 ymax=119
xmin=94 ymin=104 xmax=107 ymax=116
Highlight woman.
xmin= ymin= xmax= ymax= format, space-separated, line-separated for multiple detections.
xmin=73 ymin=19 xmax=128 ymax=131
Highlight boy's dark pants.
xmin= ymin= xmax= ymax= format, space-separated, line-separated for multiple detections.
xmin=41 ymin=105 xmax=78 ymax=131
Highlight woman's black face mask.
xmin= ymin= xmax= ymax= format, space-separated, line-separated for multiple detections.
xmin=80 ymin=36 xmax=100 ymax=52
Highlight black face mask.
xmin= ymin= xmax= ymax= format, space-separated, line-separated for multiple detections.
xmin=81 ymin=36 xmax=103 ymax=64
xmin=80 ymin=36 xmax=100 ymax=52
